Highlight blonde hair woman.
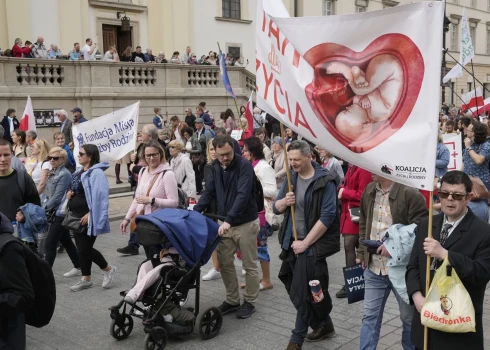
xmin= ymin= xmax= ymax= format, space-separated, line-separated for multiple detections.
xmin=168 ymin=140 xmax=196 ymax=200
xmin=103 ymin=45 xmax=119 ymax=62
xmin=25 ymin=139 xmax=51 ymax=194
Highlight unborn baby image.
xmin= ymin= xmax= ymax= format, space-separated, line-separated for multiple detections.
xmin=303 ymin=34 xmax=424 ymax=153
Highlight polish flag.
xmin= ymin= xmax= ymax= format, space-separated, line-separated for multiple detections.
xmin=461 ymin=87 xmax=484 ymax=111
xmin=244 ymin=91 xmax=254 ymax=135
xmin=19 ymin=95 xmax=36 ymax=132
xmin=469 ymin=97 xmax=490 ymax=117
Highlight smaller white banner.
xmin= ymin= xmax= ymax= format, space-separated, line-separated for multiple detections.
xmin=72 ymin=102 xmax=140 ymax=163
xmin=230 ymin=129 xmax=243 ymax=141
xmin=443 ymin=133 xmax=462 ymax=172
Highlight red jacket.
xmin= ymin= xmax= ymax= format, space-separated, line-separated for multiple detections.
xmin=339 ymin=165 xmax=372 ymax=234
xmin=12 ymin=45 xmax=32 ymax=58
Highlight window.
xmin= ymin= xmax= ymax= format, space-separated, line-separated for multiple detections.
xmin=468 ymin=82 xmax=473 ymax=92
xmin=451 ymin=23 xmax=458 ymax=51
xmin=222 ymin=0 xmax=240 ymax=19
xmin=487 ymin=30 xmax=490 ymax=54
xmin=228 ymin=46 xmax=241 ymax=59
xmin=470 ymin=0 xmax=476 ymax=8
xmin=324 ymin=0 xmax=334 ymax=16
xmin=470 ymin=27 xmax=476 ymax=47
xmin=356 ymin=6 xmax=366 ymax=13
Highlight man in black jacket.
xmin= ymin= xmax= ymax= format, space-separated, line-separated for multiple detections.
xmin=406 ymin=171 xmax=490 ymax=350
xmin=194 ymin=135 xmax=260 ymax=319
xmin=0 ymin=109 xmax=20 ymax=144
xmin=184 ymin=108 xmax=196 ymax=131
xmin=0 ymin=211 xmax=35 ymax=350
xmin=131 ymin=46 xmax=146 ymax=62
xmin=273 ymin=140 xmax=339 ymax=350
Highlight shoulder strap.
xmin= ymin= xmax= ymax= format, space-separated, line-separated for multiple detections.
xmin=16 ymin=169 xmax=26 ymax=198
xmin=145 ymin=170 xmax=160 ymax=196
xmin=0 ymin=234 xmax=21 ymax=255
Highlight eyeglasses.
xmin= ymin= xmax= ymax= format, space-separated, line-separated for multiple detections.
xmin=78 ymin=152 xmax=86 ymax=157
xmin=145 ymin=153 xmax=159 ymax=159
xmin=438 ymin=191 xmax=469 ymax=201
xmin=48 ymin=156 xmax=60 ymax=161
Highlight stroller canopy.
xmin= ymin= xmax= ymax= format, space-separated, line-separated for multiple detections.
xmin=136 ymin=209 xmax=220 ymax=267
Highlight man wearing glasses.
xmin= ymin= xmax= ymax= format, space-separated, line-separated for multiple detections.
xmin=0 ymin=139 xmax=40 ymax=221
xmin=407 ymin=171 xmax=490 ymax=350
xmin=194 ymin=134 xmax=260 ymax=320
xmin=357 ymin=173 xmax=427 ymax=350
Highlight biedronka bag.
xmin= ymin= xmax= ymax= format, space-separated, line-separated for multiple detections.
xmin=421 ymin=258 xmax=476 ymax=333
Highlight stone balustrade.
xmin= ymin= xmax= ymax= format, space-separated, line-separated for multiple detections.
xmin=0 ymin=57 xmax=255 ymax=127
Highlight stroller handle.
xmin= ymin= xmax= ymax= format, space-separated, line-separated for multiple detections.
xmin=203 ymin=213 xmax=226 ymax=221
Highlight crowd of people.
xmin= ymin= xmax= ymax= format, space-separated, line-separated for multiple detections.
xmin=1 ymin=99 xmax=490 ymax=350
xmin=1 ymin=36 xmax=248 ymax=67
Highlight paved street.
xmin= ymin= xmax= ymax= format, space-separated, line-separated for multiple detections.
xmin=26 ymin=217 xmax=490 ymax=350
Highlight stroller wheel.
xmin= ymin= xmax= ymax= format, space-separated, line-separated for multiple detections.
xmin=144 ymin=326 xmax=168 ymax=350
xmin=110 ymin=313 xmax=133 ymax=340
xmin=199 ymin=307 xmax=223 ymax=340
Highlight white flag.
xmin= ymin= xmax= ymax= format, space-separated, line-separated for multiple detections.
xmin=442 ymin=8 xmax=474 ymax=83
xmin=256 ymin=0 xmax=443 ymax=190
xmin=72 ymin=102 xmax=140 ymax=163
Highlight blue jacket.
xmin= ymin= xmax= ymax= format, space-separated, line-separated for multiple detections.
xmin=201 ymin=113 xmax=213 ymax=127
xmin=273 ymin=162 xmax=339 ymax=257
xmin=43 ymin=165 xmax=71 ymax=211
xmin=63 ymin=145 xmax=76 ymax=169
xmin=153 ymin=115 xmax=162 ymax=129
xmin=18 ymin=203 xmax=47 ymax=243
xmin=435 ymin=142 xmax=450 ymax=178
xmin=79 ymin=162 xmax=110 ymax=236
xmin=194 ymin=154 xmax=258 ymax=226
xmin=384 ymin=223 xmax=417 ymax=303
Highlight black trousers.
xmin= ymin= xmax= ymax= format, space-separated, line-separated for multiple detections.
xmin=193 ymin=162 xmax=204 ymax=193
xmin=73 ymin=231 xmax=108 ymax=276
xmin=0 ymin=313 xmax=25 ymax=350
xmin=45 ymin=216 xmax=80 ymax=268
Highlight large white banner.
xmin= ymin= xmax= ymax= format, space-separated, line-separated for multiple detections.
xmin=72 ymin=102 xmax=139 ymax=162
xmin=443 ymin=133 xmax=463 ymax=172
xmin=256 ymin=0 xmax=443 ymax=190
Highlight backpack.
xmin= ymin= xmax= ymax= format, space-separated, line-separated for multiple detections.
xmin=253 ymin=173 xmax=265 ymax=212
xmin=16 ymin=168 xmax=26 ymax=198
xmin=0 ymin=234 xmax=56 ymax=328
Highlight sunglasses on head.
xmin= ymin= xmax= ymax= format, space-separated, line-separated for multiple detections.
xmin=48 ymin=156 xmax=60 ymax=161
xmin=438 ymin=191 xmax=469 ymax=201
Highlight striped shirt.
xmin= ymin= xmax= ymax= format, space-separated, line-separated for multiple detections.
xmin=368 ymin=183 xmax=393 ymax=276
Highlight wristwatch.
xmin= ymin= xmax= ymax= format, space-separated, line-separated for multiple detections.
xmin=151 ymin=197 xmax=156 ymax=205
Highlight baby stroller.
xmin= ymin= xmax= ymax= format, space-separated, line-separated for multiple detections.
xmin=109 ymin=209 xmax=223 ymax=349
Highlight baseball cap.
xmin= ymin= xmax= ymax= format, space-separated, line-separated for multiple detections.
xmin=195 ymin=118 xmax=204 ymax=123
xmin=71 ymin=107 xmax=82 ymax=113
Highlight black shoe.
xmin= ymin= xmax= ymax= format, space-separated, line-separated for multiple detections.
xmin=305 ymin=317 xmax=335 ymax=342
xmin=236 ymin=301 xmax=255 ymax=319
xmin=335 ymin=285 xmax=347 ymax=299
xmin=218 ymin=301 xmax=240 ymax=315
xmin=117 ymin=245 xmax=139 ymax=255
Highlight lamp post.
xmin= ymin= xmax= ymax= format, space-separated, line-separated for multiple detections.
xmin=441 ymin=3 xmax=450 ymax=104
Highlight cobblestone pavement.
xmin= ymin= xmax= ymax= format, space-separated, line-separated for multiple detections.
xmin=26 ymin=216 xmax=490 ymax=350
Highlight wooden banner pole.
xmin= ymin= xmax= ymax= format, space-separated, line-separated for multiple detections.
xmin=280 ymin=122 xmax=298 ymax=241
xmin=424 ymin=190 xmax=434 ymax=350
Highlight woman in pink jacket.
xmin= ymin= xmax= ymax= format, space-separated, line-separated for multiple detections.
xmin=336 ymin=165 xmax=372 ymax=299
xmin=120 ymin=140 xmax=179 ymax=256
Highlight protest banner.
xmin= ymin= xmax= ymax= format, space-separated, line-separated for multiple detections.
xmin=442 ymin=133 xmax=463 ymax=172
xmin=256 ymin=0 xmax=443 ymax=190
xmin=343 ymin=264 xmax=365 ymax=304
xmin=72 ymin=102 xmax=139 ymax=163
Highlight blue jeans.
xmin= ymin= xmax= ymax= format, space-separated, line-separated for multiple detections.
xmin=128 ymin=232 xmax=139 ymax=249
xmin=359 ymin=268 xmax=414 ymax=350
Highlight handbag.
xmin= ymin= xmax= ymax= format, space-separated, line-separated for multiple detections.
xmin=191 ymin=153 xmax=204 ymax=166
xmin=61 ymin=211 xmax=86 ymax=234
xmin=349 ymin=207 xmax=360 ymax=223
xmin=58 ymin=198 xmax=69 ymax=216
xmin=45 ymin=210 xmax=56 ymax=224
xmin=130 ymin=171 xmax=160 ymax=232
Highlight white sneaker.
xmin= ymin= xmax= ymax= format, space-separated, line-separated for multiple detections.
xmin=102 ymin=265 xmax=117 ymax=289
xmin=133 ymin=306 xmax=149 ymax=316
xmin=202 ymin=268 xmax=221 ymax=281
xmin=242 ymin=268 xmax=246 ymax=276
xmin=63 ymin=268 xmax=82 ymax=277
xmin=70 ymin=279 xmax=93 ymax=292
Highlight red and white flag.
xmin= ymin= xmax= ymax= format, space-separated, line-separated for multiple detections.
xmin=243 ymin=91 xmax=255 ymax=137
xmin=461 ymin=87 xmax=484 ymax=111
xmin=19 ymin=95 xmax=36 ymax=132
xmin=468 ymin=96 xmax=490 ymax=117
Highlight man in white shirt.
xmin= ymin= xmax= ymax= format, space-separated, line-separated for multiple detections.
xmin=82 ymin=38 xmax=96 ymax=61
xmin=32 ymin=36 xmax=48 ymax=59
xmin=182 ymin=46 xmax=191 ymax=64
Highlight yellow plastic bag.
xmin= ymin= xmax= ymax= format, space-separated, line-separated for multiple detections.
xmin=421 ymin=258 xmax=476 ymax=333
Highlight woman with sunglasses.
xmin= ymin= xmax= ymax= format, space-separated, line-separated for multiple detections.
xmin=43 ymin=147 xmax=81 ymax=274
xmin=120 ymin=141 xmax=179 ymax=257
xmin=67 ymin=144 xmax=116 ymax=292
xmin=53 ymin=132 xmax=76 ymax=173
